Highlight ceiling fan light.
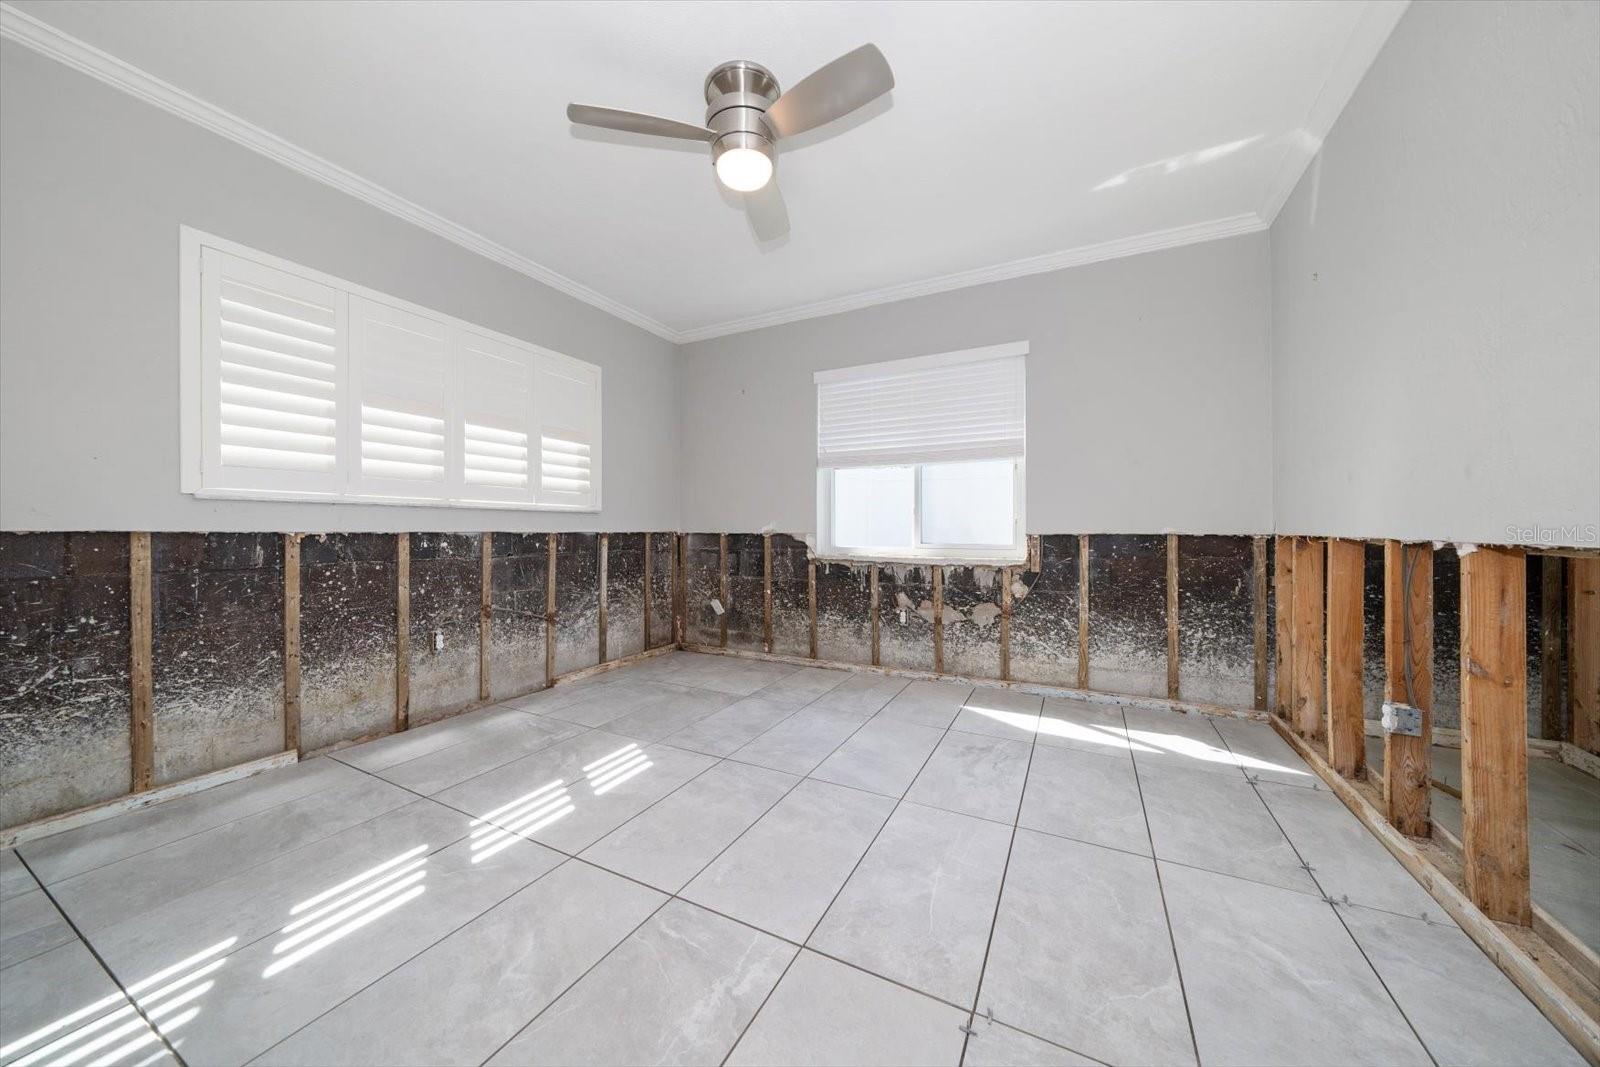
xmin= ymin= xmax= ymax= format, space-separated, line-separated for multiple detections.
xmin=715 ymin=146 xmax=773 ymax=192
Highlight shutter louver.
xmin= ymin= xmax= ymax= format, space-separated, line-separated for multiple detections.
xmin=201 ymin=249 xmax=347 ymax=494
xmin=815 ymin=344 xmax=1026 ymax=469
xmin=352 ymin=299 xmax=451 ymax=496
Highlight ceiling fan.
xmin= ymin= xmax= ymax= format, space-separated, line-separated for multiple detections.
xmin=566 ymin=44 xmax=894 ymax=201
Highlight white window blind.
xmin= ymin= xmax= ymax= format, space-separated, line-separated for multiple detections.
xmin=814 ymin=343 xmax=1026 ymax=469
xmin=184 ymin=229 xmax=602 ymax=511
xmin=535 ymin=356 xmax=599 ymax=508
xmin=351 ymin=298 xmax=452 ymax=496
xmin=201 ymin=248 xmax=347 ymax=495
xmin=458 ymin=332 xmax=534 ymax=501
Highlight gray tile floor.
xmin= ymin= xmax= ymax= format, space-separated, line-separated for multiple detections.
xmin=1 ymin=652 xmax=1584 ymax=1067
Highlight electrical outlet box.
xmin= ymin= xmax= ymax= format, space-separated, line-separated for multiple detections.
xmin=1381 ymin=701 xmax=1423 ymax=737
xmin=434 ymin=630 xmax=445 ymax=653
xmin=709 ymin=598 xmax=725 ymax=616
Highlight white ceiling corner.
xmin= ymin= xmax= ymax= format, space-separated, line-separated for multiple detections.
xmin=1 ymin=1 xmax=1409 ymax=345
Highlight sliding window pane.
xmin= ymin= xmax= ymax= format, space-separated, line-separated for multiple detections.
xmin=919 ymin=459 xmax=1014 ymax=547
xmin=832 ymin=465 xmax=914 ymax=550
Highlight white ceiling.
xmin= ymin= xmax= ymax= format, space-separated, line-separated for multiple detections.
xmin=4 ymin=0 xmax=1406 ymax=341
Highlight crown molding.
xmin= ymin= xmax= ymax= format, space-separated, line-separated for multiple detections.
xmin=3 ymin=2 xmax=1347 ymax=349
xmin=674 ymin=212 xmax=1269 ymax=344
xmin=0 ymin=2 xmax=682 ymax=343
xmin=1256 ymin=0 xmax=1410 ymax=224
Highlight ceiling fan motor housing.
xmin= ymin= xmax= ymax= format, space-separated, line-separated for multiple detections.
xmin=705 ymin=60 xmax=779 ymax=169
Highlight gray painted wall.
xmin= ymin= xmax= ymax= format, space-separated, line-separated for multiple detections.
xmin=679 ymin=233 xmax=1274 ymax=536
xmin=1271 ymin=0 xmax=1600 ymax=548
xmin=0 ymin=42 xmax=681 ymax=533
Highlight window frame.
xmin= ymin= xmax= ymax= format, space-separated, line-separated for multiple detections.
xmin=179 ymin=226 xmax=602 ymax=512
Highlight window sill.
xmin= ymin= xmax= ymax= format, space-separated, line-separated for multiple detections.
xmin=191 ymin=487 xmax=599 ymax=513
xmin=814 ymin=550 xmax=1027 ymax=569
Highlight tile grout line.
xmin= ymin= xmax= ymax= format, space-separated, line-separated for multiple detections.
xmin=481 ymin=670 xmax=908 ymax=1067
xmin=1125 ymin=708 xmax=1204 ymax=1067
xmin=13 ymin=851 xmax=190 ymax=1067
xmin=254 ymin=660 xmax=811 ymax=1066
xmin=18 ymin=760 xmax=366 ymax=890
xmin=719 ymin=680 xmax=965 ymax=1066
xmin=957 ymin=708 xmax=1039 ymax=1067
xmin=1214 ymin=727 xmax=1441 ymax=1067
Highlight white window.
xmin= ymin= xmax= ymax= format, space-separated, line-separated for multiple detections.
xmin=181 ymin=228 xmax=601 ymax=511
xmin=816 ymin=343 xmax=1026 ymax=563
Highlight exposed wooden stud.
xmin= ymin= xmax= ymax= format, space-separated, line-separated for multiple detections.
xmin=129 ymin=532 xmax=154 ymax=792
xmin=1460 ymin=544 xmax=1530 ymax=926
xmin=545 ymin=533 xmax=558 ymax=685
xmin=1325 ymin=538 xmax=1365 ymax=778
xmin=869 ymin=563 xmax=881 ymax=666
xmin=643 ymin=533 xmax=653 ymax=651
xmin=999 ymin=567 xmax=1013 ymax=682
xmin=808 ymin=560 xmax=818 ymax=659
xmin=718 ymin=534 xmax=729 ymax=648
xmin=672 ymin=533 xmax=684 ymax=647
xmin=1274 ymin=535 xmax=1295 ymax=719
xmin=395 ymin=533 xmax=410 ymax=732
xmin=1166 ymin=533 xmax=1180 ymax=700
xmin=932 ymin=566 xmax=945 ymax=674
xmin=1252 ymin=535 xmax=1268 ymax=710
xmin=1571 ymin=558 xmax=1600 ymax=755
xmin=1077 ymin=535 xmax=1090 ymax=690
xmin=1290 ymin=537 xmax=1326 ymax=739
xmin=597 ymin=532 xmax=609 ymax=664
xmin=763 ymin=534 xmax=773 ymax=654
xmin=1384 ymin=540 xmax=1434 ymax=836
xmin=282 ymin=533 xmax=302 ymax=756
xmin=479 ymin=532 xmax=492 ymax=701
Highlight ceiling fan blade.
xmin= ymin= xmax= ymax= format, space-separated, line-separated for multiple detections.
xmin=745 ymin=180 xmax=790 ymax=243
xmin=765 ymin=44 xmax=894 ymax=139
xmin=566 ymin=104 xmax=714 ymax=141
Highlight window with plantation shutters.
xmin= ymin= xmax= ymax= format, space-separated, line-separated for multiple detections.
xmin=183 ymin=229 xmax=601 ymax=511
xmin=815 ymin=342 xmax=1026 ymax=563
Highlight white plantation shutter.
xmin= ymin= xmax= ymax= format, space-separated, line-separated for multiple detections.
xmin=458 ymin=332 xmax=535 ymax=502
xmin=201 ymin=249 xmax=347 ymax=493
xmin=815 ymin=343 xmax=1026 ymax=469
xmin=350 ymin=298 xmax=452 ymax=498
xmin=535 ymin=354 xmax=600 ymax=508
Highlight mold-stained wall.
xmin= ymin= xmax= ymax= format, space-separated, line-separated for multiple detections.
xmin=724 ymin=534 xmax=765 ymax=653
xmin=1362 ymin=542 xmax=1386 ymax=721
xmin=770 ymin=535 xmax=811 ymax=658
xmin=555 ymin=533 xmax=600 ymax=677
xmin=1432 ymin=547 xmax=1463 ymax=731
xmin=605 ymin=534 xmax=646 ymax=662
xmin=1087 ymin=535 xmax=1168 ymax=698
xmin=0 ymin=533 xmax=131 ymax=827
xmin=1175 ymin=536 xmax=1255 ymax=710
xmin=943 ymin=566 xmax=1003 ymax=680
xmin=300 ymin=533 xmax=397 ymax=751
xmin=489 ymin=533 xmax=547 ymax=701
xmin=150 ymin=533 xmax=284 ymax=783
xmin=685 ymin=534 xmax=722 ymax=647
xmin=877 ymin=565 xmax=934 ymax=672
xmin=647 ymin=533 xmax=676 ymax=648
xmin=815 ymin=561 xmax=872 ymax=665
xmin=408 ymin=533 xmax=482 ymax=725
xmin=1010 ymin=535 xmax=1080 ymax=688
